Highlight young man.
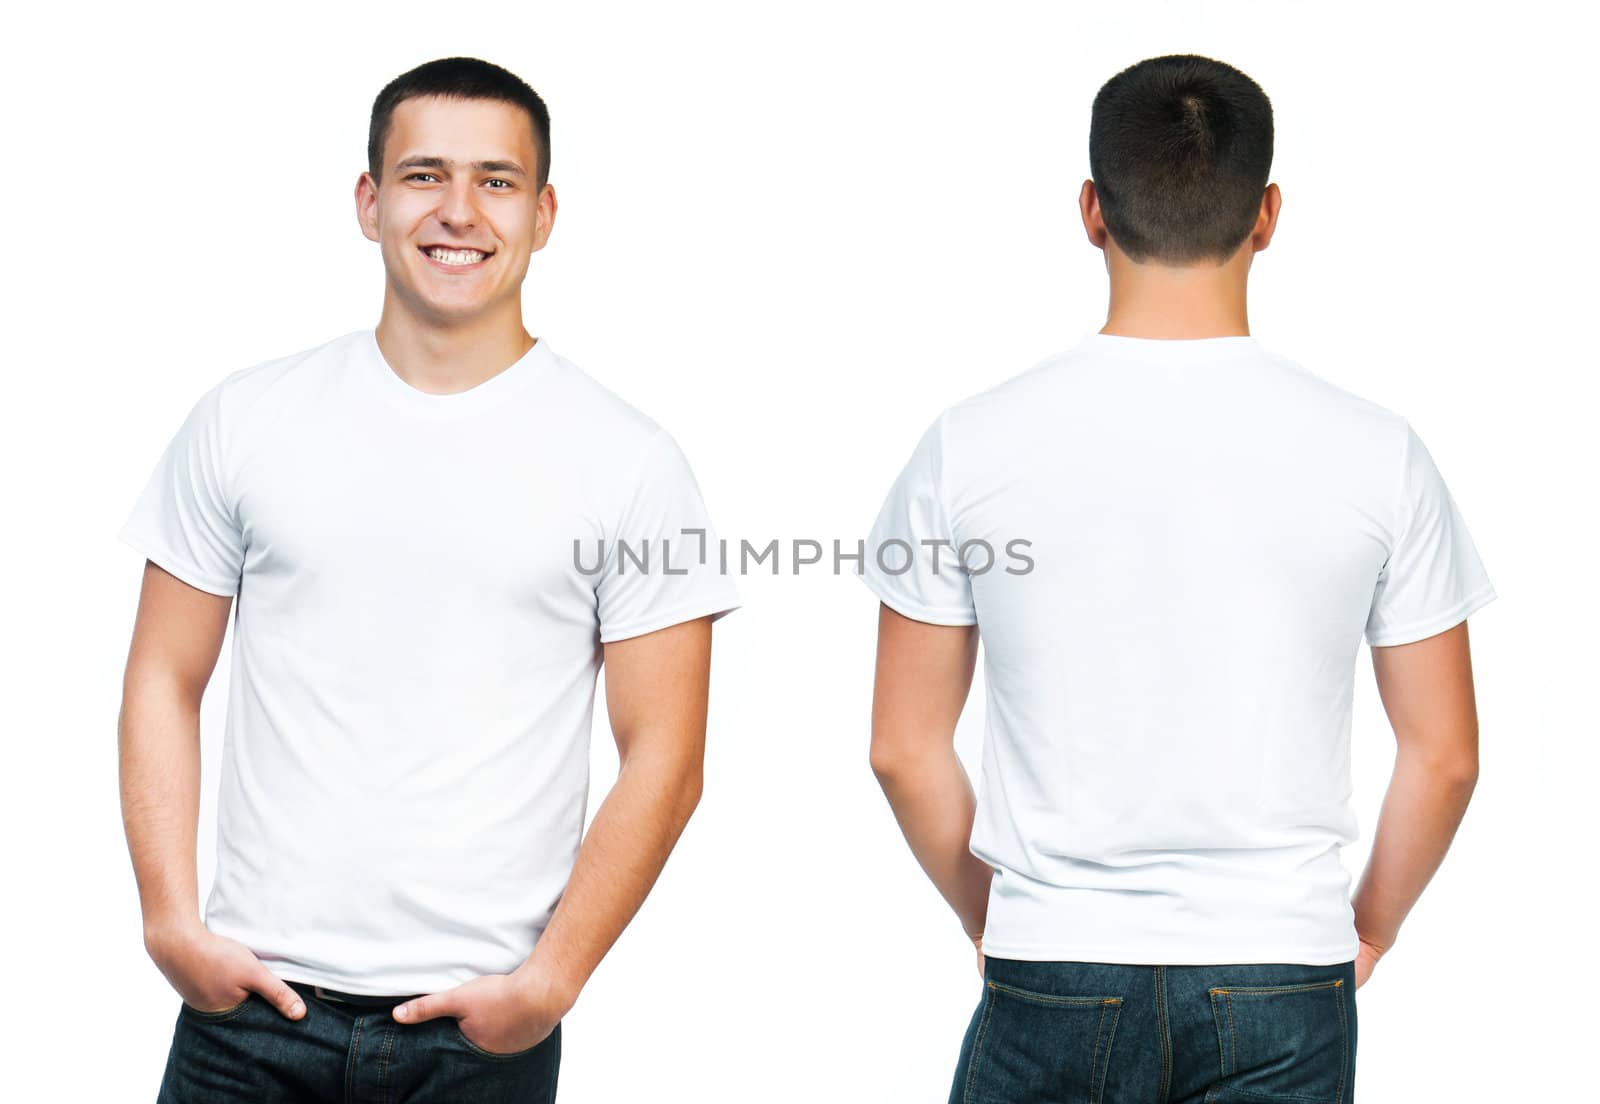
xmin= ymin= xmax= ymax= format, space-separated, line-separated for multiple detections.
xmin=863 ymin=54 xmax=1494 ymax=1104
xmin=118 ymin=57 xmax=738 ymax=1102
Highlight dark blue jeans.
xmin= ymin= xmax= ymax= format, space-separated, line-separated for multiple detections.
xmin=950 ymin=957 xmax=1357 ymax=1104
xmin=156 ymin=978 xmax=561 ymax=1103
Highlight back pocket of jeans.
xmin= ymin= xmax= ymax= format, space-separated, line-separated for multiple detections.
xmin=964 ymin=980 xmax=1122 ymax=1104
xmin=1207 ymin=979 xmax=1348 ymax=1103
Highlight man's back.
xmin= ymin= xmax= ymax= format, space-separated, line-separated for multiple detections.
xmin=864 ymin=329 xmax=1496 ymax=965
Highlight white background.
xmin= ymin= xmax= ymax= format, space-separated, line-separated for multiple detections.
xmin=3 ymin=1 xmax=1591 ymax=1100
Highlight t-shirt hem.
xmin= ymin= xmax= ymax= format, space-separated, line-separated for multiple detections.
xmin=978 ymin=939 xmax=1361 ymax=967
xmin=272 ymin=965 xmax=440 ymax=998
xmin=598 ymin=596 xmax=741 ymax=643
xmin=858 ymin=570 xmax=978 ymax=627
xmin=1366 ymin=582 xmax=1497 ymax=647
xmin=118 ymin=526 xmax=239 ymax=598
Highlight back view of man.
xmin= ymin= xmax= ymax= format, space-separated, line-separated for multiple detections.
xmin=863 ymin=54 xmax=1494 ymax=1104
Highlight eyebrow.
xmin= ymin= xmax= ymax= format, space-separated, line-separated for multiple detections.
xmin=394 ymin=156 xmax=527 ymax=179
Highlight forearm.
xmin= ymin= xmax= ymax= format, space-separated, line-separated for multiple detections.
xmin=117 ymin=677 xmax=204 ymax=945
xmin=872 ymin=748 xmax=992 ymax=938
xmin=512 ymin=748 xmax=702 ymax=1011
xmin=1352 ymin=747 xmax=1478 ymax=949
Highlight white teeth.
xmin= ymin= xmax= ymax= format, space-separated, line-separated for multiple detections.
xmin=424 ymin=247 xmax=487 ymax=266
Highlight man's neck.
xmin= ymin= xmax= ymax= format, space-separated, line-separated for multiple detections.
xmin=373 ymin=301 xmax=536 ymax=396
xmin=1100 ymin=242 xmax=1254 ymax=339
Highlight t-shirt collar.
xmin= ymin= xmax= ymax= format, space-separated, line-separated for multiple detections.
xmin=1074 ymin=330 xmax=1261 ymax=363
xmin=361 ymin=328 xmax=555 ymax=414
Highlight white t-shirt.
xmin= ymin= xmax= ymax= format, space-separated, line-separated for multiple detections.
xmin=119 ymin=328 xmax=740 ymax=994
xmin=862 ymin=331 xmax=1496 ymax=966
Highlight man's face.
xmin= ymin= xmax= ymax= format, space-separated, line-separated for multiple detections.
xmin=357 ymin=95 xmax=555 ymax=324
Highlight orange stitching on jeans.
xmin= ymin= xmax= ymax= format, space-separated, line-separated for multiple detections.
xmin=379 ymin=1025 xmax=397 ymax=1104
xmin=1089 ymin=1000 xmax=1106 ymax=1098
xmin=1156 ymin=966 xmax=1172 ymax=1104
xmin=1095 ymin=998 xmax=1121 ymax=1104
xmin=1208 ymin=991 xmax=1228 ymax=1081
xmin=984 ymin=980 xmax=1120 ymax=1006
xmin=1209 ymin=980 xmax=1342 ymax=996
xmin=1226 ymin=993 xmax=1237 ymax=1073
xmin=963 ymin=986 xmax=996 ymax=1104
xmin=1333 ymin=978 xmax=1349 ymax=1102
xmin=345 ymin=1016 xmax=364 ymax=1104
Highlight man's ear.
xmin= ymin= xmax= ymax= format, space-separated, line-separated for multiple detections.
xmin=355 ymin=172 xmax=380 ymax=244
xmin=531 ymin=183 xmax=559 ymax=253
xmin=1250 ymin=182 xmax=1282 ymax=253
xmin=1079 ymin=178 xmax=1109 ymax=251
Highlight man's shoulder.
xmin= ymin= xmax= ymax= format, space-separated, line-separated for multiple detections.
xmin=536 ymin=345 xmax=673 ymax=457
xmin=952 ymin=350 xmax=1073 ymax=412
xmin=207 ymin=329 xmax=362 ymax=419
xmin=1253 ymin=344 xmax=1406 ymax=432
xmin=922 ymin=349 xmax=1077 ymax=453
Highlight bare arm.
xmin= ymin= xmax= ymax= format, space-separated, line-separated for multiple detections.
xmin=120 ymin=561 xmax=225 ymax=939
xmin=392 ymin=614 xmax=718 ymax=1052
xmin=509 ymin=615 xmax=714 ymax=1008
xmin=1351 ymin=619 xmax=1482 ymax=979
xmin=868 ymin=603 xmax=991 ymax=961
xmin=120 ymin=560 xmax=305 ymax=1018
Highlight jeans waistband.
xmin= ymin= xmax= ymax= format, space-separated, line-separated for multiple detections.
xmin=288 ymin=979 xmax=426 ymax=1008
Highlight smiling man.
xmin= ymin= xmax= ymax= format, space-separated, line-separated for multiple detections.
xmin=117 ymin=57 xmax=739 ymax=1102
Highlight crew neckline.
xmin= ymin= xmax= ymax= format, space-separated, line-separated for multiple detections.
xmin=360 ymin=328 xmax=554 ymax=415
xmin=1074 ymin=330 xmax=1262 ymax=363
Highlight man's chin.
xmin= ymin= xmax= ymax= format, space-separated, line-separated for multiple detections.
xmin=395 ymin=290 xmax=501 ymax=326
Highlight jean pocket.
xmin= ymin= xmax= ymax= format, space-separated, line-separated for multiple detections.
xmin=450 ymin=1018 xmax=547 ymax=1061
xmin=963 ymin=980 xmax=1123 ymax=1104
xmin=180 ymin=992 xmax=254 ymax=1021
xmin=1207 ymin=978 xmax=1348 ymax=1103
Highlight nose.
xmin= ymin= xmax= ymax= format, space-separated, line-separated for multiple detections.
xmin=435 ymin=176 xmax=481 ymax=234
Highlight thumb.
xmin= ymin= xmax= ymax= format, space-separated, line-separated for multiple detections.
xmin=254 ymin=968 xmax=307 ymax=1020
xmin=393 ymin=989 xmax=454 ymax=1025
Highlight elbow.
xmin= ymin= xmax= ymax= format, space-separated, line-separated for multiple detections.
xmin=1408 ymin=748 xmax=1478 ymax=790
xmin=624 ymin=747 xmax=703 ymax=825
xmin=1437 ymin=739 xmax=1480 ymax=789
xmin=1444 ymin=757 xmax=1480 ymax=791
xmin=674 ymin=760 xmax=705 ymax=823
xmin=869 ymin=737 xmax=910 ymax=787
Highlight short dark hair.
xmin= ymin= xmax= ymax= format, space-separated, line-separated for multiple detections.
xmin=1088 ymin=54 xmax=1273 ymax=264
xmin=368 ymin=57 xmax=551 ymax=190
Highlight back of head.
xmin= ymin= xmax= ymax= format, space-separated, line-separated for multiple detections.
xmin=1089 ymin=54 xmax=1273 ymax=265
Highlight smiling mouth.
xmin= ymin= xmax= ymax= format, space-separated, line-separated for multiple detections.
xmin=419 ymin=245 xmax=493 ymax=267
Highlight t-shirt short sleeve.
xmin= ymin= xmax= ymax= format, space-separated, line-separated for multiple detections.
xmin=118 ymin=381 xmax=245 ymax=597
xmin=595 ymin=429 xmax=741 ymax=643
xmin=1364 ymin=420 xmax=1497 ymax=647
xmin=860 ymin=414 xmax=978 ymax=626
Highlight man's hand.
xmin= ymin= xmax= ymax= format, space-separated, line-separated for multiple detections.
xmin=1353 ymin=934 xmax=1387 ymax=989
xmin=392 ymin=972 xmax=570 ymax=1056
xmin=145 ymin=920 xmax=306 ymax=1020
